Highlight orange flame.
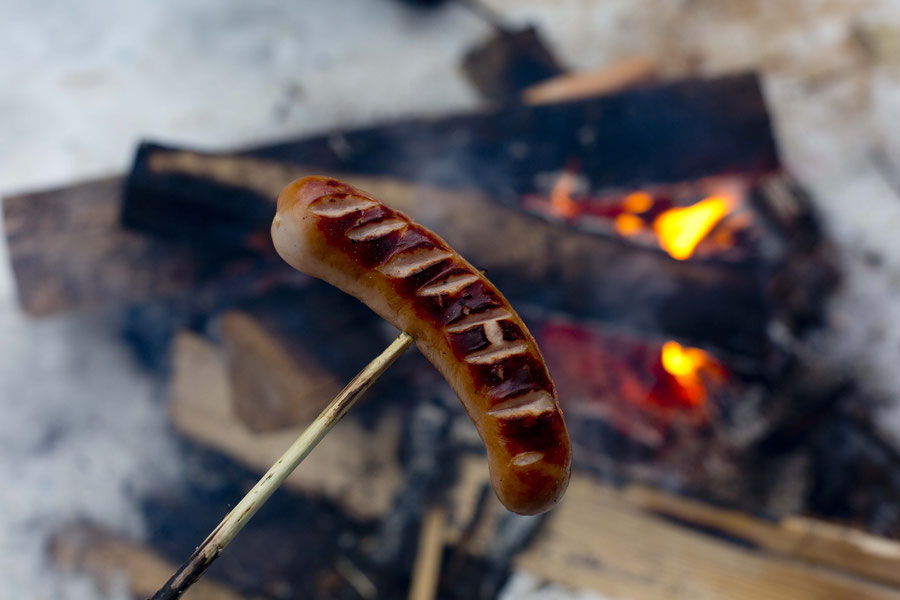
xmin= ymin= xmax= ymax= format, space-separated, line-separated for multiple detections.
xmin=623 ymin=191 xmax=653 ymax=213
xmin=614 ymin=213 xmax=643 ymax=235
xmin=653 ymin=195 xmax=733 ymax=260
xmin=661 ymin=341 xmax=715 ymax=406
xmin=550 ymin=172 xmax=580 ymax=218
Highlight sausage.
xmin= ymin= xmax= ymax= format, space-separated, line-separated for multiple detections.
xmin=271 ymin=176 xmax=572 ymax=515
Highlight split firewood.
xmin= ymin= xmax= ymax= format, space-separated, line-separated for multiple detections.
xmin=624 ymin=484 xmax=900 ymax=589
xmin=220 ymin=310 xmax=341 ymax=432
xmin=50 ymin=522 xmax=243 ymax=600
xmin=169 ymin=330 xmax=405 ymax=520
xmin=459 ymin=457 xmax=900 ymax=599
xmin=521 ymin=57 xmax=657 ymax=105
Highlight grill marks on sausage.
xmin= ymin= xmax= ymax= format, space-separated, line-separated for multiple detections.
xmin=347 ymin=218 xmax=407 ymax=241
xmin=487 ymin=390 xmax=555 ymax=419
xmin=511 ymin=451 xmax=544 ymax=467
xmin=311 ymin=190 xmax=559 ymax=464
xmin=377 ymin=247 xmax=452 ymax=279
xmin=446 ymin=307 xmax=512 ymax=333
xmin=419 ymin=272 xmax=481 ymax=296
xmin=309 ymin=194 xmax=378 ymax=218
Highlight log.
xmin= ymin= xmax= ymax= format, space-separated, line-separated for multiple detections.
xmin=461 ymin=25 xmax=565 ymax=101
xmin=125 ymin=74 xmax=779 ymax=229
xmin=220 ymin=310 xmax=340 ymax=432
xmin=521 ymin=57 xmax=657 ymax=105
xmin=624 ymin=484 xmax=900 ymax=589
xmin=220 ymin=310 xmax=341 ymax=433
xmin=217 ymin=285 xmax=393 ymax=432
xmin=168 ymin=330 xmax=405 ymax=520
xmin=448 ymin=457 xmax=900 ymax=600
xmin=1 ymin=176 xmax=296 ymax=316
xmin=50 ymin=522 xmax=244 ymax=600
xmin=121 ymin=150 xmax=772 ymax=357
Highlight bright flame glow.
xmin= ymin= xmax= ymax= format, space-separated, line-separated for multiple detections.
xmin=614 ymin=213 xmax=643 ymax=235
xmin=624 ymin=191 xmax=653 ymax=213
xmin=661 ymin=341 xmax=717 ymax=406
xmin=653 ymin=195 xmax=733 ymax=260
xmin=550 ymin=173 xmax=579 ymax=218
xmin=661 ymin=341 xmax=709 ymax=377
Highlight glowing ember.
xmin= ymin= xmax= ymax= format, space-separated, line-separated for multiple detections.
xmin=661 ymin=341 xmax=709 ymax=377
xmin=653 ymin=195 xmax=733 ymax=260
xmin=623 ymin=191 xmax=653 ymax=213
xmin=550 ymin=172 xmax=580 ymax=218
xmin=660 ymin=341 xmax=717 ymax=406
xmin=614 ymin=213 xmax=643 ymax=235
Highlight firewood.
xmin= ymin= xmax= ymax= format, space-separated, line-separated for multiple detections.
xmin=219 ymin=310 xmax=341 ymax=432
xmin=168 ymin=331 xmax=406 ymax=520
xmin=50 ymin=522 xmax=244 ymax=600
xmin=408 ymin=505 xmax=448 ymax=600
xmin=154 ymin=330 xmax=414 ymax=600
xmin=448 ymin=457 xmax=900 ymax=600
xmin=521 ymin=57 xmax=657 ymax=105
xmin=121 ymin=150 xmax=774 ymax=357
xmin=623 ymin=483 xmax=900 ymax=587
xmin=1 ymin=176 xmax=294 ymax=316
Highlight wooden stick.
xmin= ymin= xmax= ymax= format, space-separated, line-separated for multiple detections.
xmin=149 ymin=331 xmax=415 ymax=600
xmin=408 ymin=505 xmax=448 ymax=600
xmin=521 ymin=57 xmax=657 ymax=105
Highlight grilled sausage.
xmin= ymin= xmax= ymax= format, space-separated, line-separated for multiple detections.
xmin=271 ymin=176 xmax=571 ymax=515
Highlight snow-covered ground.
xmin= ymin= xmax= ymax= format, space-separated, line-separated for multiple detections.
xmin=3 ymin=0 xmax=900 ymax=598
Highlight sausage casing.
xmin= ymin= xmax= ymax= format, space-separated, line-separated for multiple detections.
xmin=271 ymin=176 xmax=571 ymax=515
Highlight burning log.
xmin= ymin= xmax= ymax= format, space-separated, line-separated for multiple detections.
xmin=123 ymin=74 xmax=779 ymax=239
xmin=120 ymin=149 xmax=779 ymax=358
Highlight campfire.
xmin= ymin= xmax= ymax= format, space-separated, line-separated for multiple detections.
xmin=5 ymin=62 xmax=898 ymax=599
xmin=524 ymin=174 xmax=752 ymax=262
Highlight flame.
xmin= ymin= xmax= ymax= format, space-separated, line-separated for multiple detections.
xmin=550 ymin=172 xmax=580 ymax=218
xmin=623 ymin=191 xmax=653 ymax=213
xmin=661 ymin=341 xmax=715 ymax=406
xmin=614 ymin=213 xmax=643 ymax=235
xmin=653 ymin=195 xmax=733 ymax=260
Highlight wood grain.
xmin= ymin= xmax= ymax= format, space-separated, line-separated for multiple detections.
xmin=168 ymin=331 xmax=404 ymax=520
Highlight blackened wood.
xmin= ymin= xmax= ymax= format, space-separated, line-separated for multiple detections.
xmin=124 ymin=73 xmax=779 ymax=235
xmin=461 ymin=25 xmax=565 ymax=101
xmin=122 ymin=150 xmax=771 ymax=357
xmin=2 ymin=177 xmax=294 ymax=316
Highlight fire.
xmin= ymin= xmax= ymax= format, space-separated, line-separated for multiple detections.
xmin=550 ymin=172 xmax=580 ymax=218
xmin=623 ymin=191 xmax=653 ymax=213
xmin=660 ymin=341 xmax=716 ymax=406
xmin=653 ymin=195 xmax=733 ymax=260
xmin=614 ymin=213 xmax=643 ymax=235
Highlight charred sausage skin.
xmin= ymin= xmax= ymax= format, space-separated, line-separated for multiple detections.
xmin=271 ymin=176 xmax=571 ymax=515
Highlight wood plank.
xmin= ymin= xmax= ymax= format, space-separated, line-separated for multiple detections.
xmin=50 ymin=522 xmax=243 ymax=600
xmin=625 ymin=484 xmax=900 ymax=589
xmin=521 ymin=57 xmax=657 ymax=105
xmin=2 ymin=177 xmax=293 ymax=316
xmin=220 ymin=310 xmax=340 ymax=432
xmin=123 ymin=150 xmax=772 ymax=357
xmin=448 ymin=457 xmax=900 ymax=600
xmin=168 ymin=331 xmax=404 ymax=520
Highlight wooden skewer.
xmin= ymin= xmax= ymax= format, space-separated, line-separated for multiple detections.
xmin=149 ymin=331 xmax=415 ymax=600
xmin=408 ymin=505 xmax=448 ymax=600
